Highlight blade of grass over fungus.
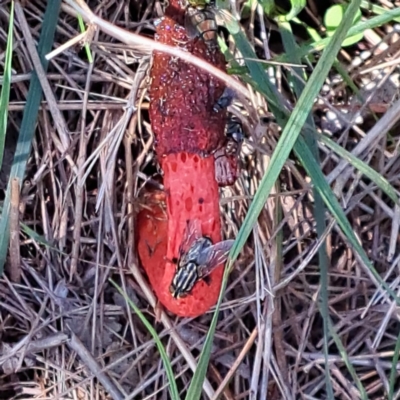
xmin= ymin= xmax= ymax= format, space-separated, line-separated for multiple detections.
xmin=0 ymin=0 xmax=62 ymax=275
xmin=185 ymin=265 xmax=231 ymax=400
xmin=0 ymin=1 xmax=14 ymax=170
xmin=279 ymin=19 xmax=334 ymax=400
xmin=222 ymin=12 xmax=287 ymax=120
xmin=190 ymin=2 xmax=362 ymax=398
xmin=318 ymin=133 xmax=399 ymax=205
xmin=109 ymin=280 xmax=179 ymax=400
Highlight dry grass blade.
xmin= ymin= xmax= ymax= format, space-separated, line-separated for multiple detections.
xmin=7 ymin=178 xmax=20 ymax=283
xmin=68 ymin=332 xmax=124 ymax=400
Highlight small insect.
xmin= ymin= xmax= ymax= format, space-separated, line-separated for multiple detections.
xmin=213 ymin=87 xmax=236 ymax=113
xmin=214 ymin=114 xmax=244 ymax=186
xmin=184 ymin=2 xmax=219 ymax=50
xmin=169 ymin=219 xmax=234 ymax=298
xmin=213 ymin=88 xmax=244 ymax=156
xmin=225 ymin=115 xmax=244 ymax=156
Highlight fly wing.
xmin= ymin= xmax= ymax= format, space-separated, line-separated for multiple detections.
xmin=184 ymin=7 xmax=204 ymax=39
xmin=178 ymin=219 xmax=202 ymax=256
xmin=196 ymin=239 xmax=234 ymax=278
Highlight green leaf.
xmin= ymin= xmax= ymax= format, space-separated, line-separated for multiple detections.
xmin=279 ymin=0 xmax=306 ymax=21
xmin=0 ymin=0 xmax=62 ymax=276
xmin=294 ymin=136 xmax=400 ymax=304
xmin=328 ymin=318 xmax=368 ymax=399
xmin=324 ymin=4 xmax=363 ymax=46
xmin=109 ymin=280 xmax=179 ymax=400
xmin=0 ymin=1 xmax=14 ymax=170
xmin=360 ymin=0 xmax=400 ymax=23
xmin=261 ymin=0 xmax=276 ymax=17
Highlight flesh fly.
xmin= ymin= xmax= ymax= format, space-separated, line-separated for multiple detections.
xmin=169 ymin=219 xmax=234 ymax=298
xmin=183 ymin=0 xmax=236 ymax=50
xmin=185 ymin=5 xmax=218 ymax=49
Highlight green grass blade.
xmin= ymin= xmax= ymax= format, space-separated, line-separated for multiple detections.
xmin=294 ymin=136 xmax=400 ymax=304
xmin=229 ymin=0 xmax=362 ymax=263
xmin=328 ymin=318 xmax=368 ymax=399
xmin=0 ymin=206 xmax=55 ymax=250
xmin=0 ymin=0 xmax=62 ymax=276
xmin=222 ymin=12 xmax=287 ymax=120
xmin=360 ymin=0 xmax=400 ymax=23
xmin=279 ymin=19 xmax=335 ymax=399
xmin=185 ymin=266 xmax=230 ymax=400
xmin=77 ymin=14 xmax=93 ymax=63
xmin=0 ymin=1 xmax=14 ymax=169
xmin=318 ymin=133 xmax=399 ymax=205
xmin=389 ymin=330 xmax=400 ymax=398
xmin=188 ymin=2 xmax=362 ymax=398
xmin=109 ymin=280 xmax=180 ymax=400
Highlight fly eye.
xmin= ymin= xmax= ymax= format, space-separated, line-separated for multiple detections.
xmin=172 ymin=257 xmax=178 ymax=264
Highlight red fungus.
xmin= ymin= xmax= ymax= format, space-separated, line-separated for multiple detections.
xmin=137 ymin=154 xmax=223 ymax=317
xmin=137 ymin=6 xmax=236 ymax=317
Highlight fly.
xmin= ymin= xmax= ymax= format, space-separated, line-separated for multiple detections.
xmin=185 ymin=3 xmax=218 ymax=50
xmin=183 ymin=0 xmax=235 ymax=51
xmin=213 ymin=87 xmax=236 ymax=113
xmin=213 ymin=120 xmax=243 ymax=186
xmin=224 ymin=115 xmax=244 ymax=157
xmin=169 ymin=219 xmax=234 ymax=298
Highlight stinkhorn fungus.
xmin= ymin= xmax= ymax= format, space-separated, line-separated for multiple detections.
xmin=137 ymin=3 xmax=237 ymax=317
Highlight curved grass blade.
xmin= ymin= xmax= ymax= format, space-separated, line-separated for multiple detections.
xmin=0 ymin=0 xmax=62 ymax=275
xmin=0 ymin=1 xmax=14 ymax=170
xmin=109 ymin=279 xmax=179 ymax=400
